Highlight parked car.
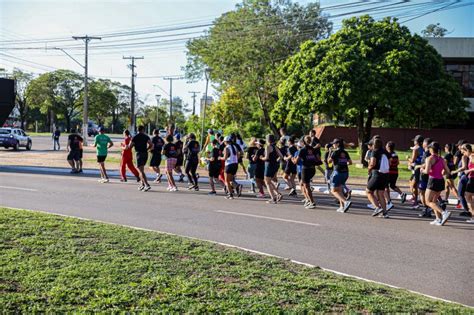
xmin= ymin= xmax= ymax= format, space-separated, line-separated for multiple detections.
xmin=0 ymin=128 xmax=32 ymax=150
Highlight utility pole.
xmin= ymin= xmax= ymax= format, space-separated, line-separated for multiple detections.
xmin=188 ymin=91 xmax=200 ymax=116
xmin=163 ymin=76 xmax=184 ymax=123
xmin=72 ymin=35 xmax=101 ymax=144
xmin=123 ymin=56 xmax=144 ymax=133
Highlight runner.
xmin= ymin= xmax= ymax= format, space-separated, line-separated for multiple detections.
xmin=120 ymin=130 xmax=140 ymax=182
xmin=52 ymin=127 xmax=61 ymax=151
xmin=309 ymin=129 xmax=325 ymax=176
xmin=202 ymin=129 xmax=215 ymax=156
xmin=92 ymin=127 xmax=113 ymax=183
xmin=283 ymin=136 xmax=298 ymax=197
xmin=221 ymin=136 xmax=240 ymax=199
xmin=150 ymin=129 xmax=165 ymax=183
xmin=385 ymin=141 xmax=407 ymax=208
xmin=293 ymin=135 xmax=318 ymax=209
xmin=183 ymin=133 xmax=200 ymax=191
xmin=408 ymin=135 xmax=424 ymax=209
xmin=174 ymin=134 xmax=185 ymax=182
xmin=262 ymin=134 xmax=284 ymax=204
xmin=365 ymin=140 xmax=379 ymax=210
xmin=462 ymin=144 xmax=474 ymax=223
xmin=323 ymin=143 xmax=334 ymax=191
xmin=66 ymin=129 xmax=82 ymax=174
xmin=254 ymin=139 xmax=266 ymax=198
xmin=417 ymin=138 xmax=433 ymax=218
xmin=422 ymin=142 xmax=452 ymax=226
xmin=367 ymin=138 xmax=390 ymax=218
xmin=452 ymin=142 xmax=471 ymax=217
xmin=129 ymin=126 xmax=153 ymax=191
xmin=163 ymin=134 xmax=179 ymax=191
xmin=246 ymin=137 xmax=258 ymax=193
xmin=442 ymin=143 xmax=459 ymax=206
xmin=328 ymin=138 xmax=352 ymax=212
xmin=207 ymin=139 xmax=221 ymax=195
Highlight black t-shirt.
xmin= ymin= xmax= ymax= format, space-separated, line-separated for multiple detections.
xmin=163 ymin=142 xmax=178 ymax=158
xmin=330 ymin=149 xmax=350 ymax=172
xmin=186 ymin=140 xmax=200 ymax=161
xmin=370 ymin=148 xmax=386 ymax=171
xmin=444 ymin=153 xmax=455 ymax=170
xmin=210 ymin=147 xmax=220 ymax=167
xmin=151 ymin=136 xmax=164 ymax=154
xmin=454 ymin=150 xmax=463 ymax=167
xmin=247 ymin=146 xmax=258 ymax=164
xmin=255 ymin=148 xmax=265 ymax=167
xmin=299 ymin=145 xmax=318 ymax=169
xmin=324 ymin=150 xmax=333 ymax=170
xmin=218 ymin=143 xmax=226 ymax=157
xmin=68 ymin=134 xmax=83 ymax=150
xmin=311 ymin=136 xmax=321 ymax=157
xmin=287 ymin=145 xmax=298 ymax=166
xmin=175 ymin=140 xmax=183 ymax=158
xmin=53 ymin=130 xmax=60 ymax=139
xmin=132 ymin=133 xmax=150 ymax=153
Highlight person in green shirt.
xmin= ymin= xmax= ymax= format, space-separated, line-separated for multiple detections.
xmin=93 ymin=127 xmax=113 ymax=183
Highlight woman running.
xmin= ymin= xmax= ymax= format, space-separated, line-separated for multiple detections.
xmin=408 ymin=135 xmax=425 ymax=209
xmin=120 ymin=130 xmax=140 ymax=182
xmin=246 ymin=137 xmax=258 ymax=193
xmin=163 ymin=135 xmax=178 ymax=192
xmin=174 ymin=134 xmax=185 ymax=182
xmin=293 ymin=136 xmax=318 ymax=209
xmin=278 ymin=137 xmax=288 ymax=180
xmin=454 ymin=140 xmax=470 ymax=215
xmin=417 ymin=138 xmax=433 ymax=218
xmin=367 ymin=138 xmax=390 ymax=218
xmin=328 ymin=138 xmax=352 ymax=212
xmin=207 ymin=139 xmax=221 ymax=195
xmin=385 ymin=141 xmax=407 ymax=207
xmin=235 ymin=133 xmax=248 ymax=177
xmin=283 ymin=136 xmax=298 ymax=197
xmin=150 ymin=129 xmax=165 ymax=183
xmin=262 ymin=134 xmax=284 ymax=204
xmin=423 ymin=142 xmax=452 ymax=226
xmin=183 ymin=133 xmax=200 ymax=191
xmin=221 ymin=136 xmax=240 ymax=199
xmin=323 ymin=143 xmax=334 ymax=191
xmin=254 ymin=139 xmax=266 ymax=198
xmin=462 ymin=144 xmax=474 ymax=223
xmin=443 ymin=143 xmax=459 ymax=206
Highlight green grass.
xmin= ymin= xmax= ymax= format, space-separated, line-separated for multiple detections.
xmin=1 ymin=208 xmax=470 ymax=312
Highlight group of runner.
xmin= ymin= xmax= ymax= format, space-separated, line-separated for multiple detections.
xmin=66 ymin=126 xmax=474 ymax=226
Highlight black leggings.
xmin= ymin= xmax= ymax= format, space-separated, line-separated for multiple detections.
xmin=185 ymin=159 xmax=199 ymax=186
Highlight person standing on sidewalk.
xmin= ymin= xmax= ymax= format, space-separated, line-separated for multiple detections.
xmin=129 ymin=126 xmax=153 ymax=191
xmin=93 ymin=127 xmax=113 ymax=183
xmin=52 ymin=127 xmax=61 ymax=151
xmin=66 ymin=129 xmax=82 ymax=173
xmin=120 ymin=130 xmax=140 ymax=182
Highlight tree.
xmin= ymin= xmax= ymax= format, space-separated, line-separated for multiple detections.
xmin=421 ymin=23 xmax=447 ymax=37
xmin=11 ymin=68 xmax=33 ymax=130
xmin=27 ymin=70 xmax=83 ymax=132
xmin=88 ymin=79 xmax=118 ymax=126
xmin=275 ymin=15 xmax=468 ymax=163
xmin=185 ymin=0 xmax=332 ymax=135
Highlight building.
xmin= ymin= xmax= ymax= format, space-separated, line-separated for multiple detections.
xmin=200 ymin=96 xmax=214 ymax=117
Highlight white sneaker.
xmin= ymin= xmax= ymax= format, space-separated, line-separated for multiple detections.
xmin=372 ymin=208 xmax=384 ymax=217
xmin=466 ymin=219 xmax=474 ymax=223
xmin=305 ymin=203 xmax=316 ymax=209
xmin=336 ymin=207 xmax=344 ymax=212
xmin=342 ymin=201 xmax=352 ymax=213
xmin=387 ymin=202 xmax=394 ymax=211
xmin=441 ymin=211 xmax=451 ymax=226
xmin=430 ymin=219 xmax=441 ymax=225
xmin=367 ymin=203 xmax=376 ymax=210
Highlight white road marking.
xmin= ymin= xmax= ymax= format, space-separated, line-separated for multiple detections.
xmin=215 ymin=210 xmax=321 ymax=227
xmin=0 ymin=185 xmax=38 ymax=192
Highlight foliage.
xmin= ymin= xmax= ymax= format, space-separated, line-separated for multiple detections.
xmin=274 ymin=15 xmax=469 ymax=161
xmin=243 ymin=120 xmax=267 ymax=138
xmin=208 ymin=86 xmax=247 ymax=127
xmin=421 ymin=23 xmax=447 ymax=37
xmin=185 ymin=0 xmax=332 ymax=135
xmin=87 ymin=79 xmax=118 ymax=126
xmin=183 ymin=114 xmax=202 ymax=138
xmin=1 ymin=208 xmax=469 ymax=312
xmin=10 ymin=68 xmax=33 ymax=129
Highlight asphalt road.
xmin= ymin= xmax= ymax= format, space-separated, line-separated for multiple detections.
xmin=0 ymin=171 xmax=472 ymax=306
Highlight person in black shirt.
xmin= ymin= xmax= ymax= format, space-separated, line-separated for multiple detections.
xmin=174 ymin=134 xmax=185 ymax=182
xmin=416 ymin=138 xmax=433 ymax=217
xmin=443 ymin=143 xmax=459 ymax=205
xmin=163 ymin=135 xmax=179 ymax=191
xmin=183 ymin=133 xmax=201 ymax=191
xmin=246 ymin=138 xmax=258 ymax=193
xmin=283 ymin=136 xmax=298 ymax=196
xmin=150 ymin=129 xmax=165 ymax=183
xmin=293 ymin=135 xmax=317 ymax=209
xmin=263 ymin=134 xmax=284 ymax=204
xmin=254 ymin=139 xmax=266 ymax=198
xmin=52 ymin=127 xmax=61 ymax=151
xmin=66 ymin=129 xmax=83 ymax=173
xmin=366 ymin=138 xmax=390 ymax=218
xmin=207 ymin=139 xmax=221 ymax=195
xmin=328 ymin=138 xmax=352 ymax=213
xmin=309 ymin=129 xmax=325 ymax=176
xmin=129 ymin=125 xmax=153 ymax=191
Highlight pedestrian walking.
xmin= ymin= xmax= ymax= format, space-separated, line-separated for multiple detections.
xmin=52 ymin=127 xmax=61 ymax=151
xmin=93 ymin=127 xmax=113 ymax=183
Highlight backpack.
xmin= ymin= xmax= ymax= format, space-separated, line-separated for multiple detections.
xmin=379 ymin=153 xmax=390 ymax=174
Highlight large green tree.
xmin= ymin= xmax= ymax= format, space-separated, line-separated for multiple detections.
xmin=274 ymin=15 xmax=468 ymax=162
xmin=10 ymin=68 xmax=33 ymax=130
xmin=185 ymin=0 xmax=332 ymax=135
xmin=27 ymin=69 xmax=83 ymax=132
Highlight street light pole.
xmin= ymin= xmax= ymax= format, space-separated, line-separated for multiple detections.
xmin=200 ymin=68 xmax=212 ymax=148
xmin=155 ymin=94 xmax=161 ymax=129
xmin=72 ymin=35 xmax=101 ymax=144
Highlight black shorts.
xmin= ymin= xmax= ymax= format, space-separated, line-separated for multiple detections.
xmin=225 ymin=163 xmax=238 ymax=176
xmin=176 ymin=156 xmax=184 ymax=167
xmin=79 ymin=149 xmax=83 ymax=159
xmin=136 ymin=151 xmax=148 ymax=167
xmin=285 ymin=163 xmax=297 ymax=175
xmin=149 ymin=152 xmax=162 ymax=167
xmin=97 ymin=155 xmax=107 ymax=163
xmin=367 ymin=171 xmax=388 ymax=191
xmin=255 ymin=165 xmax=265 ymax=180
xmin=67 ymin=149 xmax=80 ymax=161
xmin=301 ymin=167 xmax=316 ymax=184
xmin=427 ymin=178 xmax=445 ymax=192
xmin=388 ymin=173 xmax=399 ymax=189
xmin=209 ymin=164 xmax=220 ymax=178
xmin=466 ymin=177 xmax=474 ymax=193
xmin=264 ymin=162 xmax=279 ymax=178
xmin=410 ymin=168 xmax=421 ymax=184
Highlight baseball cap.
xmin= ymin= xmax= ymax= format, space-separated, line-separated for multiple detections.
xmin=412 ymin=135 xmax=424 ymax=142
xmin=224 ymin=136 xmax=232 ymax=142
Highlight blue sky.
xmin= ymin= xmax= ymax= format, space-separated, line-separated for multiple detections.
xmin=1 ymin=0 xmax=473 ymax=114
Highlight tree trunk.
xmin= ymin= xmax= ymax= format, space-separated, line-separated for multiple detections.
xmin=65 ymin=115 xmax=71 ymax=133
xmin=256 ymin=91 xmax=278 ymax=136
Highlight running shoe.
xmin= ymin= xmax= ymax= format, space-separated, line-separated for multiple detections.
xmin=154 ymin=174 xmax=162 ymax=183
xmin=378 ymin=213 xmax=390 ymax=219
xmin=466 ymin=218 xmax=474 ymax=223
xmin=276 ymin=193 xmax=283 ymax=202
xmin=208 ymin=191 xmax=217 ymax=196
xmin=301 ymin=199 xmax=308 ymax=203
xmin=342 ymin=201 xmax=352 ymax=213
xmin=400 ymin=192 xmax=407 ymax=204
xmin=70 ymin=169 xmax=78 ymax=174
xmin=236 ymin=184 xmax=243 ymax=197
xmin=143 ymin=185 xmax=151 ymax=192
xmin=102 ymin=178 xmax=109 ymax=183
xmin=266 ymin=199 xmax=277 ymax=204
xmin=367 ymin=203 xmax=376 ymax=210
xmin=441 ymin=211 xmax=451 ymax=226
xmin=432 ymin=221 xmax=442 ymax=226
xmin=430 ymin=219 xmax=441 ymax=225
xmin=187 ymin=185 xmax=196 ymax=190
xmin=419 ymin=207 xmax=432 ymax=218
xmin=120 ymin=178 xmax=127 ymax=182
xmin=387 ymin=202 xmax=394 ymax=211
xmin=136 ymin=177 xmax=141 ymax=182
xmin=194 ymin=186 xmax=199 ymax=192
xmin=372 ymin=208 xmax=384 ymax=217
xmin=411 ymin=203 xmax=420 ymax=210
xmin=98 ymin=178 xmax=105 ymax=183
xmin=310 ymin=186 xmax=314 ymax=192
xmin=456 ymin=203 xmax=463 ymax=209
xmin=305 ymin=203 xmax=316 ymax=209
xmin=78 ymin=169 xmax=83 ymax=173
xmin=225 ymin=194 xmax=234 ymax=200
xmin=178 ymin=174 xmax=185 ymax=182
xmin=284 ymin=185 xmax=291 ymax=190
xmin=336 ymin=207 xmax=344 ymax=212
xmin=459 ymin=211 xmax=471 ymax=217
xmin=138 ymin=185 xmax=145 ymax=191
xmin=172 ymin=187 xmax=179 ymax=192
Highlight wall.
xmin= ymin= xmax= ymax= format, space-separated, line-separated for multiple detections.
xmin=315 ymin=126 xmax=474 ymax=150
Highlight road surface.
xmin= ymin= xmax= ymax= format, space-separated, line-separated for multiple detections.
xmin=0 ymin=170 xmax=472 ymax=306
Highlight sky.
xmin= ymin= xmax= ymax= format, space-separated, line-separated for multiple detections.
xmin=1 ymin=0 xmax=473 ymax=115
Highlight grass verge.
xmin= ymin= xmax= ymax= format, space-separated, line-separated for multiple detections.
xmin=1 ymin=207 xmax=469 ymax=312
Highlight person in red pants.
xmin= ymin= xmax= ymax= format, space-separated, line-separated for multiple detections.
xmin=120 ymin=129 xmax=140 ymax=182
